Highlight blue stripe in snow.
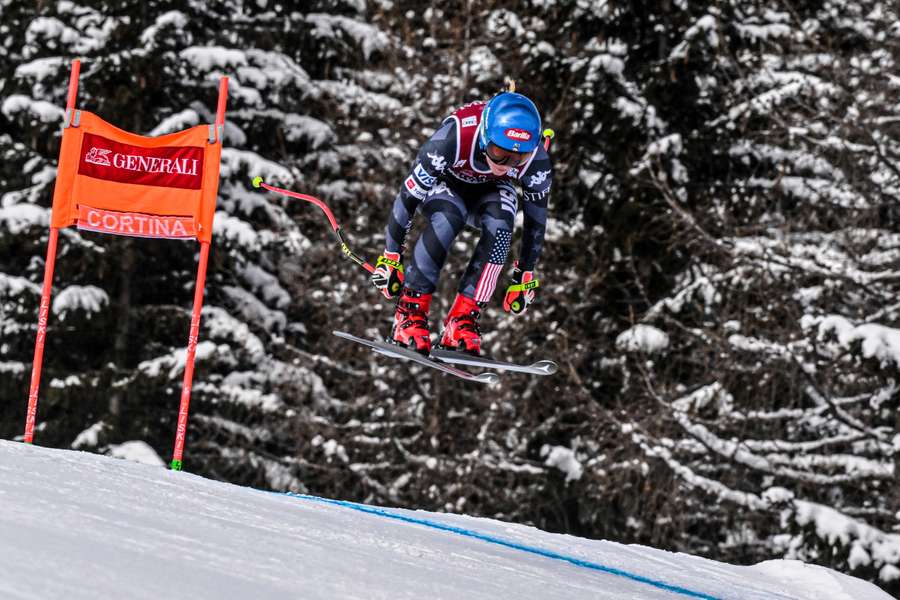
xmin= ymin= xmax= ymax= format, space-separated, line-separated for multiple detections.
xmin=279 ymin=492 xmax=722 ymax=600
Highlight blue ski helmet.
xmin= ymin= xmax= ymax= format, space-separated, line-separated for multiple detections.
xmin=479 ymin=92 xmax=542 ymax=154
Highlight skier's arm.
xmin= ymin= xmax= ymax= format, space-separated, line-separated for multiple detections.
xmin=503 ymin=152 xmax=552 ymax=315
xmin=517 ymin=152 xmax=553 ymax=272
xmin=374 ymin=121 xmax=457 ymax=298
xmin=383 ymin=121 xmax=457 ymax=254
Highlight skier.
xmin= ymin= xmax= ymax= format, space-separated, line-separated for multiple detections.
xmin=370 ymin=90 xmax=553 ymax=356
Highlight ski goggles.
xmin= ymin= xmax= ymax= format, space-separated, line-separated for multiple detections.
xmin=485 ymin=142 xmax=531 ymax=167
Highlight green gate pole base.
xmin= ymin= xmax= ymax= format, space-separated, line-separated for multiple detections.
xmin=170 ymin=459 xmax=183 ymax=471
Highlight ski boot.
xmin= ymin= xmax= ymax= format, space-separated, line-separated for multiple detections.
xmin=439 ymin=293 xmax=483 ymax=355
xmin=390 ymin=288 xmax=433 ymax=355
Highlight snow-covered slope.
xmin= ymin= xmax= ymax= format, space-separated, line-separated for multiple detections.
xmin=0 ymin=440 xmax=889 ymax=600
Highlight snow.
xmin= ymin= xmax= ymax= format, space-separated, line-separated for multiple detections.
xmin=616 ymin=324 xmax=670 ymax=353
xmin=312 ymin=435 xmax=350 ymax=463
xmin=281 ymin=114 xmax=333 ymax=148
xmin=52 ymin=285 xmax=109 ymax=321
xmin=0 ymin=361 xmax=27 ymax=375
xmin=0 ymin=441 xmax=890 ymax=600
xmin=0 ymin=273 xmax=41 ymax=298
xmin=735 ymin=23 xmax=792 ymax=41
xmin=239 ymin=263 xmax=290 ymax=309
xmin=180 ymin=46 xmax=249 ymax=71
xmin=202 ymin=306 xmax=266 ymax=360
xmin=751 ymin=560 xmax=883 ymax=600
xmin=106 ymin=441 xmax=165 ymax=467
xmin=14 ymin=56 xmax=67 ymax=81
xmin=24 ymin=16 xmax=110 ymax=56
xmin=802 ymin=314 xmax=900 ymax=367
xmin=221 ymin=284 xmax=287 ymax=333
xmin=1 ymin=94 xmax=65 ymax=123
xmin=305 ymin=14 xmax=390 ymax=60
xmin=194 ymin=381 xmax=283 ymax=412
xmin=213 ymin=211 xmax=262 ymax=252
xmin=0 ymin=203 xmax=50 ymax=235
xmin=218 ymin=148 xmax=294 ymax=185
xmin=670 ymin=14 xmax=720 ymax=60
xmin=467 ymin=46 xmax=503 ymax=84
xmin=316 ymin=80 xmax=404 ymax=113
xmin=671 ymin=382 xmax=733 ymax=414
xmin=790 ymin=499 xmax=900 ymax=578
xmin=541 ymin=444 xmax=584 ymax=482
xmin=139 ymin=10 xmax=189 ymax=46
xmin=148 ymin=109 xmax=200 ymax=136
xmin=71 ymin=421 xmax=106 ymax=449
xmin=137 ymin=341 xmax=220 ymax=379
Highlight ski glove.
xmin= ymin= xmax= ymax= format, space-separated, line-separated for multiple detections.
xmin=371 ymin=251 xmax=404 ymax=299
xmin=503 ymin=264 xmax=539 ymax=316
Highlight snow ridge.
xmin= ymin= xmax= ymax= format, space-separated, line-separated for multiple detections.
xmin=281 ymin=492 xmax=726 ymax=600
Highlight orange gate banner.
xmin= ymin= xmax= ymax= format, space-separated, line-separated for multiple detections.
xmin=51 ymin=110 xmax=222 ymax=242
xmin=25 ymin=59 xmax=229 ymax=471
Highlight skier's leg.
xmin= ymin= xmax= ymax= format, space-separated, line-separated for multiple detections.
xmin=440 ymin=184 xmax=517 ymax=354
xmin=392 ymin=184 xmax=469 ymax=354
xmin=404 ymin=184 xmax=469 ymax=294
xmin=459 ymin=183 xmax=517 ymax=303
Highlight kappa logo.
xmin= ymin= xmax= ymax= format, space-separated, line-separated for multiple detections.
xmin=84 ymin=147 xmax=112 ymax=166
xmin=528 ymin=169 xmax=551 ymax=187
xmin=427 ymin=151 xmax=447 ymax=173
xmin=428 ymin=181 xmax=450 ymax=197
xmin=461 ymin=116 xmax=477 ymax=128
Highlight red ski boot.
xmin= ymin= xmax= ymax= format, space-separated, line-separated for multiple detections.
xmin=439 ymin=293 xmax=483 ymax=355
xmin=390 ymin=288 xmax=433 ymax=355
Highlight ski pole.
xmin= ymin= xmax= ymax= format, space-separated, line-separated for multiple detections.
xmin=251 ymin=177 xmax=400 ymax=283
xmin=543 ymin=128 xmax=554 ymax=151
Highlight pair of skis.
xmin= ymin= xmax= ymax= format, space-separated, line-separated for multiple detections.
xmin=333 ymin=331 xmax=557 ymax=384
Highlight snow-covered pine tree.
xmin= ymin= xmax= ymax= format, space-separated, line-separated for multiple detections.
xmin=597 ymin=1 xmax=900 ymax=592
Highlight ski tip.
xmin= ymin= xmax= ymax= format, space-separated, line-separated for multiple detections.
xmin=333 ymin=330 xmax=358 ymax=339
xmin=251 ymin=175 xmax=264 ymax=189
xmin=532 ymin=360 xmax=558 ymax=375
xmin=477 ymin=372 xmax=501 ymax=385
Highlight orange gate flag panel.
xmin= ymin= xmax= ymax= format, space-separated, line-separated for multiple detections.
xmin=51 ymin=111 xmax=222 ymax=243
